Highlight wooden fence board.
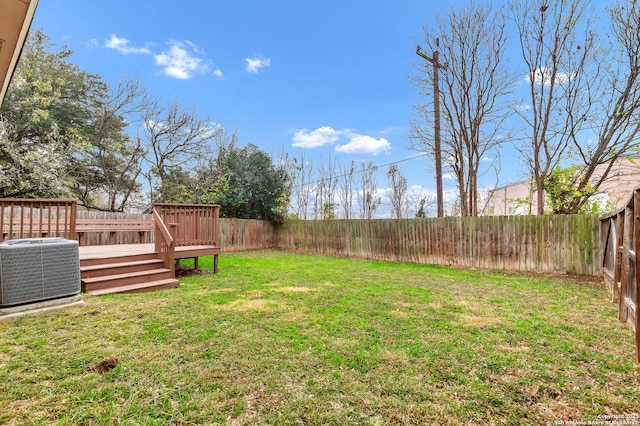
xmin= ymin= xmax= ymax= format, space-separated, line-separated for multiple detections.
xmin=274 ymin=215 xmax=600 ymax=276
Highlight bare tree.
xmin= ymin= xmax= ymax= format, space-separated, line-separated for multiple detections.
xmin=141 ymin=100 xmax=220 ymax=203
xmin=387 ymin=164 xmax=409 ymax=219
xmin=357 ymin=161 xmax=381 ymax=219
xmin=318 ymin=156 xmax=338 ymax=219
xmin=72 ymin=79 xmax=148 ymax=212
xmin=312 ymin=177 xmax=325 ymax=220
xmin=338 ymin=160 xmax=356 ymax=219
xmin=510 ymin=0 xmax=598 ymax=214
xmin=412 ymin=2 xmax=514 ymax=217
xmin=552 ymin=0 xmax=640 ymax=213
xmin=289 ymin=151 xmax=314 ymax=219
xmin=211 ymin=127 xmax=239 ymax=169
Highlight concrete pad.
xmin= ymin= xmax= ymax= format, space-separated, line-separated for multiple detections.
xmin=0 ymin=295 xmax=84 ymax=322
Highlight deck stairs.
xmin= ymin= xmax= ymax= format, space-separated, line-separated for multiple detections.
xmin=80 ymin=252 xmax=179 ymax=296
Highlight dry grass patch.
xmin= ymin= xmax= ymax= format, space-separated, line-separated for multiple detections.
xmin=214 ymin=298 xmax=275 ymax=312
xmin=272 ymin=286 xmax=315 ymax=293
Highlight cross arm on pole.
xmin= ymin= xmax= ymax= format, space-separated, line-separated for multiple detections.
xmin=416 ymin=44 xmax=448 ymax=71
xmin=416 ymin=45 xmax=432 ymax=62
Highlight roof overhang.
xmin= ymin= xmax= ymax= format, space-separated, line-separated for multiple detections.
xmin=0 ymin=0 xmax=39 ymax=107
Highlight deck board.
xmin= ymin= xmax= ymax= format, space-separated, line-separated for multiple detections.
xmin=79 ymin=244 xmax=155 ymax=260
xmin=79 ymin=243 xmax=219 ymax=260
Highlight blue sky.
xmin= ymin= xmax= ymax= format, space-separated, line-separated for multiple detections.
xmin=31 ymin=0 xmax=528 ymax=215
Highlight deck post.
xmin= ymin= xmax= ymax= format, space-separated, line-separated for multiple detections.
xmin=69 ymin=200 xmax=77 ymax=240
xmin=168 ymin=223 xmax=177 ymax=277
xmin=213 ymin=205 xmax=220 ymax=273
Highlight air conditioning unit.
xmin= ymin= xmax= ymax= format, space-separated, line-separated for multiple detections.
xmin=0 ymin=238 xmax=80 ymax=307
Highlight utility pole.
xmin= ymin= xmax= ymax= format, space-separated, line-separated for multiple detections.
xmin=416 ymin=39 xmax=447 ymax=217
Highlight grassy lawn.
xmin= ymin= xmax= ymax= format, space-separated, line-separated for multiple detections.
xmin=1 ymin=251 xmax=638 ymax=425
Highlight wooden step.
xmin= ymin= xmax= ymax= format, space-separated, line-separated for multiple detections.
xmin=80 ymin=252 xmax=159 ymax=268
xmin=81 ymin=268 xmax=173 ymax=293
xmin=81 ymin=259 xmax=165 ymax=279
xmin=88 ymin=278 xmax=180 ymax=296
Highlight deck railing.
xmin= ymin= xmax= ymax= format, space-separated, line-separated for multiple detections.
xmin=152 ymin=207 xmax=175 ymax=277
xmin=153 ymin=203 xmax=220 ymax=247
xmin=600 ymin=186 xmax=640 ymax=363
xmin=0 ymin=198 xmax=77 ymax=242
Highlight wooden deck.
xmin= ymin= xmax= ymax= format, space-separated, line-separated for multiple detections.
xmin=2 ymin=199 xmax=222 ymax=296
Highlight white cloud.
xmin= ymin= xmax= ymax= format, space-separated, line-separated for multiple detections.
xmin=105 ymin=35 xmax=218 ymax=80
xmin=154 ymin=41 xmax=210 ymax=79
xmin=292 ymin=126 xmax=392 ymax=155
xmin=144 ymin=119 xmax=168 ymax=132
xmin=292 ymin=126 xmax=342 ymax=148
xmin=105 ymin=34 xmax=152 ymax=55
xmin=245 ymin=56 xmax=271 ymax=73
xmin=184 ymin=40 xmax=205 ymax=55
xmin=442 ymin=173 xmax=457 ymax=181
xmin=528 ymin=67 xmax=576 ymax=86
xmin=336 ymin=135 xmax=391 ymax=156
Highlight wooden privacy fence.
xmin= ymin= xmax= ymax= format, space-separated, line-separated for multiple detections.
xmin=600 ymin=187 xmax=640 ymax=363
xmin=275 ymin=215 xmax=600 ymax=276
xmin=219 ymin=218 xmax=274 ymax=252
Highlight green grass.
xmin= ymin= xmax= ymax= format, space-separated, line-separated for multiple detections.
xmin=1 ymin=251 xmax=638 ymax=425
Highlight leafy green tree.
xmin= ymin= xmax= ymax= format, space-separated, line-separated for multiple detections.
xmin=197 ymin=144 xmax=289 ymax=220
xmin=544 ymin=166 xmax=602 ymax=214
xmin=321 ymin=203 xmax=337 ymax=220
xmin=0 ymin=30 xmax=146 ymax=210
xmin=158 ymin=167 xmax=196 ymax=204
xmin=0 ymin=30 xmax=104 ymax=197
